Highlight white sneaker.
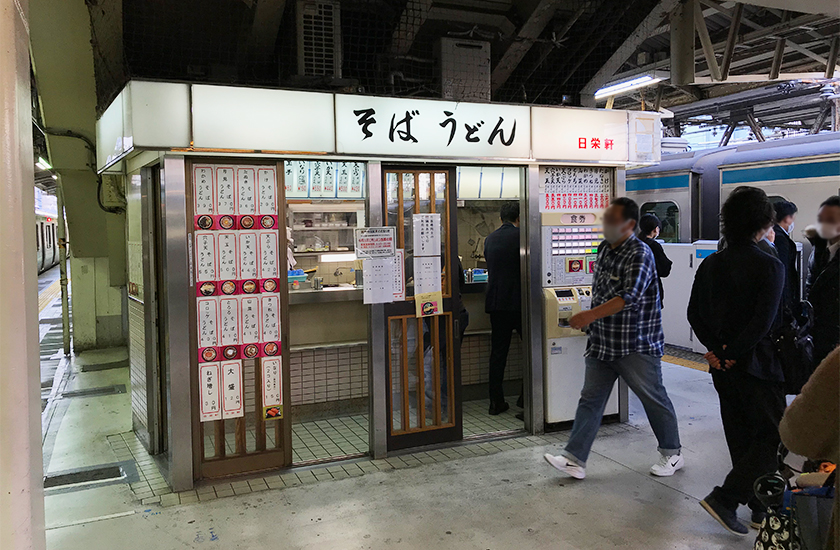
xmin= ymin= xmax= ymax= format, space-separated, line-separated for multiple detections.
xmin=650 ymin=453 xmax=684 ymax=477
xmin=543 ymin=453 xmax=586 ymax=480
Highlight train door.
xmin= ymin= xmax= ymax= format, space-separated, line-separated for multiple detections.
xmin=381 ymin=166 xmax=462 ymax=451
xmin=39 ymin=222 xmax=46 ymax=271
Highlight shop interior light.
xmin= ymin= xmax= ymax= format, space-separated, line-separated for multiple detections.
xmin=319 ymin=252 xmax=357 ymax=263
xmin=594 ymin=75 xmax=664 ymax=100
xmin=36 ymin=157 xmax=52 ymax=170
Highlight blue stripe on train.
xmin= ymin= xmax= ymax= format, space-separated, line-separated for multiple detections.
xmin=626 ymin=174 xmax=690 ymax=191
xmin=721 ymin=159 xmax=840 ymax=185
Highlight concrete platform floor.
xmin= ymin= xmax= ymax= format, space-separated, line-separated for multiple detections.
xmin=43 ymin=362 xmax=757 ymax=550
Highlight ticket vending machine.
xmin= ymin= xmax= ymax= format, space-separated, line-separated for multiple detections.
xmin=539 ymin=168 xmax=621 ymax=425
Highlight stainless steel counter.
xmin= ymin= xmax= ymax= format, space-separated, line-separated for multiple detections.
xmin=288 ymin=284 xmax=363 ymax=304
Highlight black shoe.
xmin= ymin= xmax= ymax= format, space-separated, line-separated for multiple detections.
xmin=700 ymin=496 xmax=749 ymax=536
xmin=515 ymin=412 xmax=524 ymax=421
xmin=749 ymin=509 xmax=766 ymax=530
xmin=488 ymin=402 xmax=510 ymax=416
xmin=516 ymin=395 xmax=524 ymax=408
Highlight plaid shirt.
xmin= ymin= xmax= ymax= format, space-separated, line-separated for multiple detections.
xmin=586 ymin=234 xmax=664 ymax=361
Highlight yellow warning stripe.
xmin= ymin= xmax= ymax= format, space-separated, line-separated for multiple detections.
xmin=39 ymin=279 xmax=62 ymax=314
xmin=662 ymin=354 xmax=710 ymax=373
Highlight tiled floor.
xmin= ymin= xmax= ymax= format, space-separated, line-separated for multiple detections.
xmin=462 ymin=396 xmax=524 ymax=436
xmin=292 ymin=415 xmax=369 ymax=462
xmin=107 ymin=432 xmax=172 ymax=503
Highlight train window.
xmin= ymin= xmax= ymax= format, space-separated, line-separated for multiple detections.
xmin=640 ymin=201 xmax=679 ymax=243
xmin=46 ymin=227 xmax=51 ymax=248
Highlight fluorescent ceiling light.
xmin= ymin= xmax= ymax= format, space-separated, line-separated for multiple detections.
xmin=36 ymin=157 xmax=52 ymax=170
xmin=594 ymin=75 xmax=664 ymax=99
xmin=319 ymin=252 xmax=356 ymax=263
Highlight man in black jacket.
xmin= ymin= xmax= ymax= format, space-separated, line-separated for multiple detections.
xmin=688 ymin=186 xmax=785 ymax=537
xmin=638 ymin=213 xmax=672 ymax=305
xmin=772 ymin=200 xmax=799 ymax=315
xmin=804 ymin=196 xmax=840 ymax=365
xmin=484 ymin=201 xmax=521 ymax=415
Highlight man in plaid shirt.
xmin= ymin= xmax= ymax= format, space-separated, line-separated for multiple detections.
xmin=544 ymin=197 xmax=683 ymax=480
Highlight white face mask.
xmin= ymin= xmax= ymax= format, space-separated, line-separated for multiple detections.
xmin=786 ymin=222 xmax=794 ymax=235
xmin=817 ymin=222 xmax=840 ymax=241
xmin=603 ymin=220 xmax=632 ymax=244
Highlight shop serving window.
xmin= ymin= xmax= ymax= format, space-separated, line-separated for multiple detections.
xmin=641 ymin=201 xmax=679 ymax=243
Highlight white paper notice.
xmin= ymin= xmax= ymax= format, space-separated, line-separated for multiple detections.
xmin=413 ymin=256 xmax=442 ymax=294
xmin=193 ymin=165 xmax=215 ymax=215
xmin=363 ymin=256 xmax=396 ymax=304
xmin=238 ymin=232 xmax=259 ymax=279
xmin=258 ymin=168 xmax=277 ymax=214
xmin=259 ymin=231 xmax=279 ymax=279
xmin=262 ymin=358 xmax=282 ymax=408
xmin=354 ymin=227 xmax=397 ymax=259
xmin=240 ymin=297 xmax=261 ymax=344
xmin=221 ymin=360 xmax=244 ymax=419
xmin=195 ymin=231 xmax=217 ymax=282
xmin=261 ymin=294 xmax=281 ymax=342
xmin=393 ymin=249 xmax=405 ymax=301
xmin=412 ymin=213 xmax=441 ymax=257
xmin=197 ymin=298 xmax=219 ymax=349
xmin=337 ymin=162 xmax=350 ymax=195
xmin=216 ymin=167 xmax=235 ymax=214
xmin=310 ymin=161 xmax=324 ymax=196
xmin=219 ymin=297 xmax=240 ymax=346
xmin=236 ymin=168 xmax=257 ymax=215
xmin=323 ymin=162 xmax=336 ymax=197
xmin=200 ymin=362 xmax=222 ymax=422
xmin=217 ymin=232 xmax=238 ymax=281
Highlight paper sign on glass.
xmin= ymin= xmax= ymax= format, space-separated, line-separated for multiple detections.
xmin=310 ymin=161 xmax=324 ymax=196
xmin=323 ymin=162 xmax=336 ymax=197
xmin=219 ymin=297 xmax=240 ymax=346
xmin=197 ymin=298 xmax=219 ymax=349
xmin=415 ymin=291 xmax=443 ymax=317
xmin=337 ymin=162 xmax=350 ymax=195
xmin=216 ymin=167 xmax=235 ymax=215
xmin=194 ymin=232 xmax=217 ymax=283
xmin=393 ymin=249 xmax=405 ymax=301
xmin=193 ymin=165 xmax=215 ymax=215
xmin=200 ymin=363 xmax=222 ymax=422
xmin=238 ymin=232 xmax=258 ymax=279
xmin=283 ymin=161 xmax=294 ymax=195
xmin=413 ymin=256 xmax=442 ymax=294
xmin=236 ymin=168 xmax=257 ymax=215
xmin=240 ymin=296 xmax=261 ymax=344
xmin=259 ymin=231 xmax=279 ymax=279
xmin=217 ymin=232 xmax=238 ymax=281
xmin=354 ymin=227 xmax=396 ymax=259
xmin=285 ymin=160 xmax=308 ymax=198
xmin=221 ymin=360 xmax=244 ymax=419
xmin=258 ymin=168 xmax=277 ymax=214
xmin=363 ymin=256 xmax=396 ymax=304
xmin=261 ymin=294 xmax=281 ymax=342
xmin=262 ymin=358 xmax=283 ymax=420
xmin=412 ymin=213 xmax=442 ymax=257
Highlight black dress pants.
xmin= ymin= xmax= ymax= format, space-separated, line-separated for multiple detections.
xmin=710 ymin=368 xmax=786 ymax=511
xmin=489 ymin=311 xmax=521 ymax=406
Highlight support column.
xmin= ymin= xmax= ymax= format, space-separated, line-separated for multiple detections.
xmin=0 ymin=1 xmax=47 ymax=549
xmin=670 ymin=0 xmax=696 ymax=86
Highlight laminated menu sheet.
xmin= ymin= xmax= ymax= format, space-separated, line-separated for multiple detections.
xmin=363 ymin=256 xmax=396 ymax=304
xmin=193 ymin=165 xmax=215 ymax=215
xmin=238 ymin=232 xmax=258 ymax=279
xmin=412 ymin=213 xmax=442 ymax=257
xmin=221 ymin=360 xmax=244 ymax=419
xmin=258 ymin=231 xmax=279 ymax=279
xmin=200 ymin=362 xmax=222 ymax=422
xmin=195 ymin=231 xmax=217 ymax=283
xmin=216 ymin=166 xmax=235 ymax=215
xmin=258 ymin=168 xmax=278 ymax=214
xmin=219 ymin=297 xmax=240 ymax=347
xmin=262 ymin=358 xmax=283 ymax=420
xmin=393 ymin=249 xmax=405 ymax=301
xmin=217 ymin=232 xmax=238 ymax=282
xmin=240 ymin=296 xmax=261 ymax=344
xmin=236 ymin=167 xmax=257 ymax=215
xmin=260 ymin=294 xmax=281 ymax=343
xmin=413 ymin=256 xmax=442 ymax=295
xmin=197 ymin=298 xmax=219 ymax=350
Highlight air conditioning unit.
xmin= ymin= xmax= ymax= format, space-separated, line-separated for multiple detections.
xmin=440 ymin=38 xmax=490 ymax=102
xmin=296 ymin=0 xmax=342 ymax=78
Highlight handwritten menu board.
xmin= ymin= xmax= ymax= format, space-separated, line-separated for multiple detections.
xmin=539 ymin=166 xmax=612 ymax=213
xmin=283 ymin=161 xmax=366 ymax=199
xmin=192 ymin=163 xmax=284 ymax=423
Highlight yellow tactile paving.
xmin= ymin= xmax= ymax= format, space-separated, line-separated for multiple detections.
xmin=662 ymin=354 xmax=709 ymax=373
xmin=39 ymin=279 xmax=62 ymax=314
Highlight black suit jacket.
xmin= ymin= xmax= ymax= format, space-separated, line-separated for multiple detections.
xmin=484 ymin=222 xmax=521 ymax=313
xmin=773 ymin=224 xmax=800 ymax=311
xmin=640 ymin=236 xmax=672 ymax=303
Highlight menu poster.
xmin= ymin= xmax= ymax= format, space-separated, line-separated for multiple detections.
xmin=221 ymin=360 xmax=244 ymax=419
xmin=295 ymin=161 xmax=308 ymax=195
xmin=363 ymin=256 xmax=396 ymax=304
xmin=236 ymin=168 xmax=257 ymax=215
xmin=283 ymin=161 xmax=294 ymax=195
xmin=217 ymin=232 xmax=238 ymax=281
xmin=261 ymin=294 xmax=281 ymax=343
xmin=393 ymin=249 xmax=405 ymax=301
xmin=195 ymin=232 xmax=218 ymax=283
xmin=323 ymin=162 xmax=336 ymax=196
xmin=220 ymin=297 xmax=240 ymax=346
xmin=350 ymin=163 xmax=364 ymax=195
xmin=197 ymin=298 xmax=219 ymax=349
xmin=354 ymin=226 xmax=397 ymax=259
xmin=216 ymin=167 xmax=235 ymax=215
xmin=415 ymin=291 xmax=443 ymax=317
xmin=413 ymin=256 xmax=442 ymax=294
xmin=200 ymin=362 xmax=222 ymax=422
xmin=240 ymin=297 xmax=261 ymax=344
xmin=412 ymin=213 xmax=442 ymax=257
xmin=262 ymin=358 xmax=283 ymax=420
xmin=258 ymin=231 xmax=279 ymax=279
xmin=193 ymin=165 xmax=215 ymax=215
xmin=258 ymin=168 xmax=277 ymax=215
xmin=238 ymin=232 xmax=258 ymax=279
xmin=310 ymin=161 xmax=324 ymax=196
xmin=337 ymin=162 xmax=350 ymax=194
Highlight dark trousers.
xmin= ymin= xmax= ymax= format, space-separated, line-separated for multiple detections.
xmin=489 ymin=311 xmax=521 ymax=406
xmin=710 ymin=368 xmax=786 ymax=511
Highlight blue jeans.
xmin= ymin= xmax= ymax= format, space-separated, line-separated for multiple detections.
xmin=561 ymin=353 xmax=681 ymax=467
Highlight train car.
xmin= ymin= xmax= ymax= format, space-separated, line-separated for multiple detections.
xmin=36 ymin=213 xmax=58 ymax=273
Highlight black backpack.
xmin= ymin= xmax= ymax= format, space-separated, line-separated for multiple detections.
xmin=774 ymin=301 xmax=815 ymax=395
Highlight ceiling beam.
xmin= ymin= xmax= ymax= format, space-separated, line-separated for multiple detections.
xmin=580 ymin=0 xmax=681 ymax=96
xmin=695 ymin=0 xmax=723 ymax=81
xmin=698 ymin=0 xmax=763 ymax=30
xmin=389 ymin=0 xmax=433 ymax=57
xmin=719 ymin=3 xmax=743 ymax=79
xmin=786 ymin=41 xmax=830 ymax=65
xmin=491 ymin=0 xmax=563 ymax=93
xmin=250 ymin=0 xmax=288 ymax=59
xmin=826 ymin=36 xmax=840 ymax=78
xmin=693 ymin=71 xmax=835 ymax=82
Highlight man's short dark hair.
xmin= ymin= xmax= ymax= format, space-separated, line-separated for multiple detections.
xmin=611 ymin=197 xmax=640 ymax=226
xmin=773 ymin=200 xmax=798 ymax=222
xmin=500 ymin=201 xmax=519 ymax=223
xmin=639 ymin=213 xmax=661 ymax=236
xmin=721 ymin=186 xmax=774 ymax=244
xmin=820 ymin=195 xmax=840 ymax=208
